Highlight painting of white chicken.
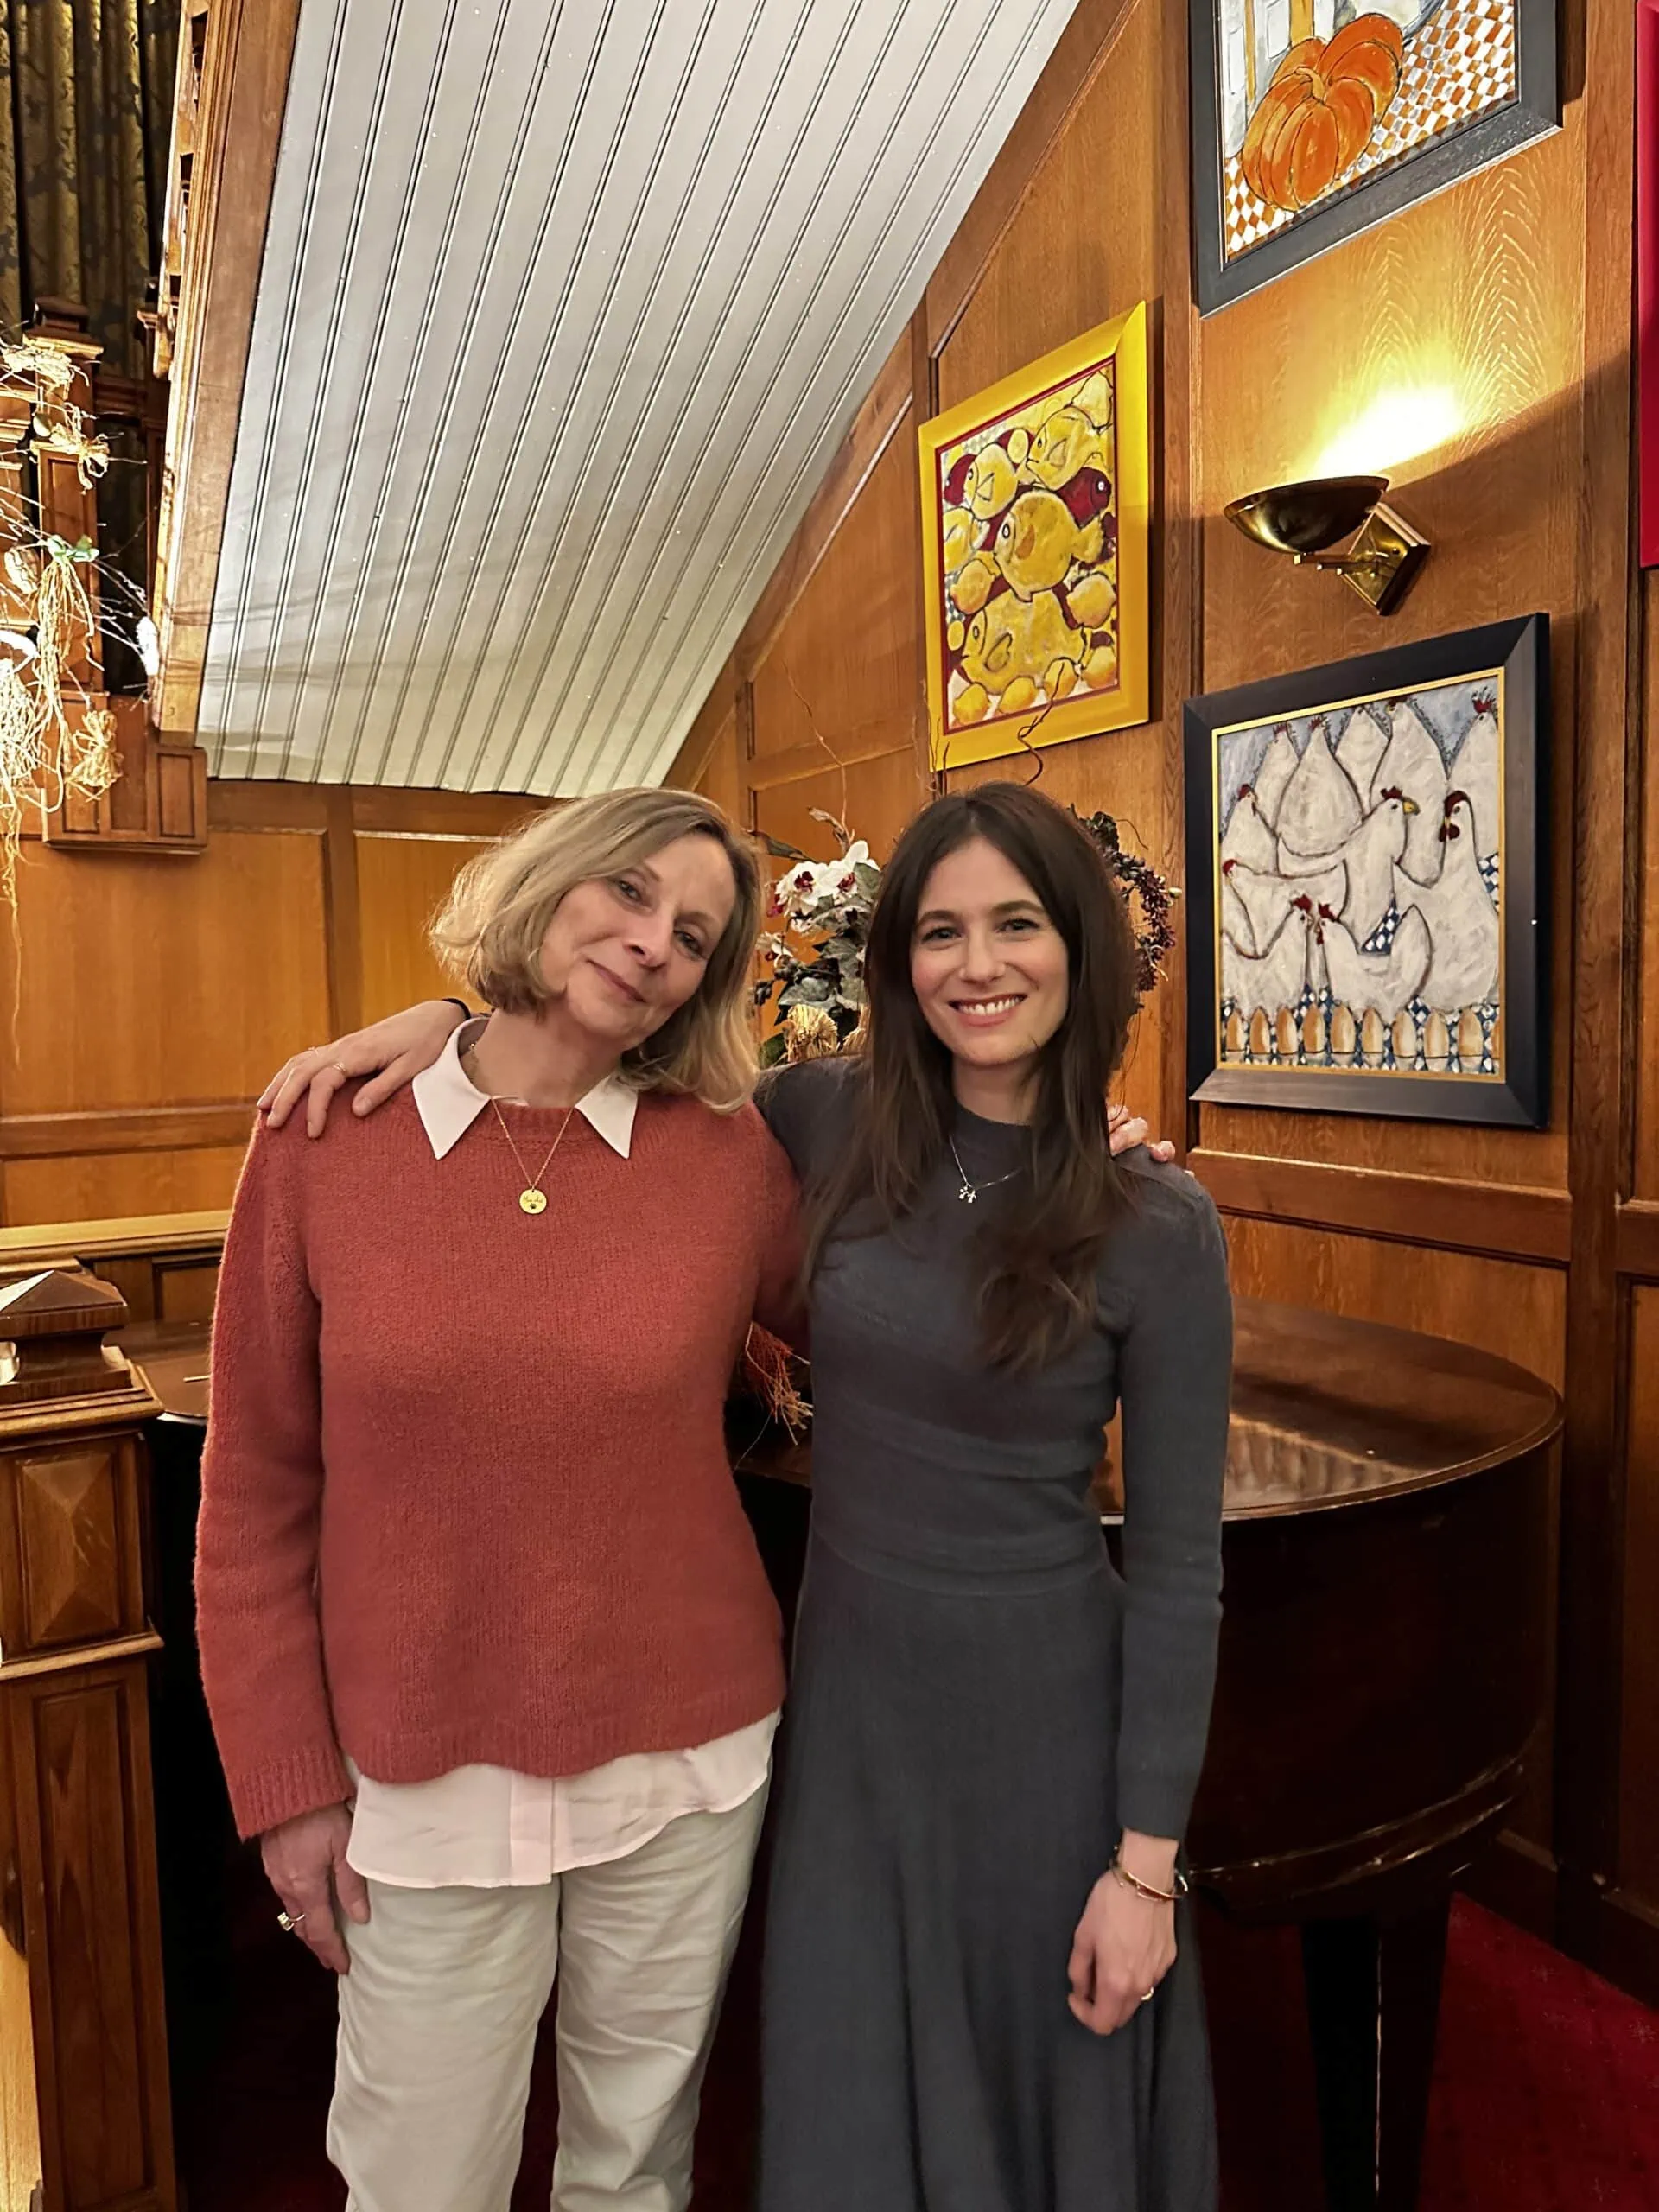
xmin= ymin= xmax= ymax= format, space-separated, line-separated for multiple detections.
xmin=1207 ymin=671 xmax=1507 ymax=1081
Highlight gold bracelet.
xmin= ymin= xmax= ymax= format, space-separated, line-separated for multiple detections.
xmin=1109 ymin=1849 xmax=1190 ymax=1905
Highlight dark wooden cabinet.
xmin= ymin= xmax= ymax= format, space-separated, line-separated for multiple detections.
xmin=0 ymin=1273 xmax=177 ymax=2212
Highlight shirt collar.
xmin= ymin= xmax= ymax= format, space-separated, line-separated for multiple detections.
xmin=411 ymin=1018 xmax=637 ymax=1162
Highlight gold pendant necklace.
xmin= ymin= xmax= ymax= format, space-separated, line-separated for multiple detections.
xmin=488 ymin=1099 xmax=575 ymax=1215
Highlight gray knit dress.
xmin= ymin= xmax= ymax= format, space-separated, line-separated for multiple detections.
xmin=754 ymin=1059 xmax=1233 ymax=2212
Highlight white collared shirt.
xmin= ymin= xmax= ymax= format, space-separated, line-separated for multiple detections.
xmin=345 ymin=1020 xmax=778 ymax=1889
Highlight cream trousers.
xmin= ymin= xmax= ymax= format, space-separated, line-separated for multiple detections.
xmin=327 ymin=1788 xmax=766 ymax=2212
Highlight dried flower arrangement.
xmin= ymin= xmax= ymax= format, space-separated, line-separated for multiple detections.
xmin=753 ymin=809 xmax=880 ymax=1065
xmin=0 ymin=336 xmax=154 ymax=912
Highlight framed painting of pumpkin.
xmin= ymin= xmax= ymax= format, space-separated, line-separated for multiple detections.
xmin=918 ymin=304 xmax=1150 ymax=773
xmin=1190 ymin=0 xmax=1559 ymax=314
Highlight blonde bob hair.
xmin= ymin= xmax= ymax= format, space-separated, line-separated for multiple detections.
xmin=431 ymin=788 xmax=763 ymax=1112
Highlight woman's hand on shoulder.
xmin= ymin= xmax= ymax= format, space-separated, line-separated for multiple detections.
xmin=1107 ymin=1102 xmax=1177 ymax=1165
xmin=261 ymin=1802 xmax=370 ymax=1974
xmin=260 ymin=1001 xmax=467 ymax=1138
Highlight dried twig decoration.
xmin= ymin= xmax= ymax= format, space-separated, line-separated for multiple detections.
xmin=1075 ymin=810 xmax=1180 ymax=998
xmin=740 ymin=1324 xmax=812 ymax=1439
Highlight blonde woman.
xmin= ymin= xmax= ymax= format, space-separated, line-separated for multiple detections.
xmin=196 ymin=790 xmax=804 ymax=2212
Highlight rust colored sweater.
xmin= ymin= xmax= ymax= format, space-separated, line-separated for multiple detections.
xmin=196 ymin=1090 xmax=799 ymax=1840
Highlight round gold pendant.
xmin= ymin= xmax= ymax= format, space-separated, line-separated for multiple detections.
xmin=518 ymin=1188 xmax=548 ymax=1215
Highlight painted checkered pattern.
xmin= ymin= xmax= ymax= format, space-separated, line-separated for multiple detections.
xmin=1222 ymin=0 xmax=1520 ymax=264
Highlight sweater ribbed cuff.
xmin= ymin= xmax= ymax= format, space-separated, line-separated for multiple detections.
xmin=1116 ymin=1770 xmax=1197 ymax=1848
xmin=226 ymin=1742 xmax=353 ymax=1841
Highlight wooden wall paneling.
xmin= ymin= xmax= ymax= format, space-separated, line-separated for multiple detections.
xmin=354 ymin=835 xmax=493 ymax=1027
xmin=1192 ymin=89 xmax=1585 ymax=1196
xmin=690 ymin=708 xmax=743 ymax=827
xmin=1556 ymin=0 xmax=1641 ymax=1967
xmin=1192 ymin=1153 xmax=1573 ymax=1268
xmin=911 ymin=305 xmax=937 ymax=779
xmin=2 ymin=833 xmax=329 ymax=1125
xmin=204 ymin=781 xmax=331 ymax=833
xmin=323 ymin=787 xmax=365 ymax=1036
xmin=749 ymin=423 xmax=920 ymax=776
xmin=3 ymin=1150 xmax=251 ymax=1227
xmin=0 ymin=780 xmax=552 ymax=1230
xmin=1218 ymin=1217 xmax=1568 ymax=1395
xmin=752 ymin=753 xmax=930 ymax=874
xmin=1156 ymin=0 xmax=1200 ymax=1155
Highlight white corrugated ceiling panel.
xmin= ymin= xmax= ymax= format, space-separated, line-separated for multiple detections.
xmin=196 ymin=0 xmax=1079 ymax=794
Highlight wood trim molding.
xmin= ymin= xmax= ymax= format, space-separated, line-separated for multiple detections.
xmin=152 ymin=0 xmax=304 ymax=740
xmin=0 ymin=1108 xmax=256 ymax=1160
xmin=349 ymin=788 xmax=550 ymax=838
xmin=323 ymin=785 xmax=364 ymax=1036
xmin=1191 ymin=1150 xmax=1573 ymax=1267
xmin=1555 ymin=0 xmax=1643 ymax=1961
xmin=1599 ymin=1885 xmax=1659 ymax=2013
xmin=1157 ymin=0 xmax=1201 ymax=1154
xmin=206 ymin=780 xmax=330 ymax=832
xmin=207 ymin=779 xmax=553 ymax=836
xmin=1616 ymin=1198 xmax=1659 ymax=1279
xmin=0 ymin=1211 xmax=228 ymax=1264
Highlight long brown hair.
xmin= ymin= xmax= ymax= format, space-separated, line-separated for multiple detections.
xmin=804 ymin=782 xmax=1141 ymax=1369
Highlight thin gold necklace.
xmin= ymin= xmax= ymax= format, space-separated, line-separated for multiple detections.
xmin=488 ymin=1098 xmax=575 ymax=1215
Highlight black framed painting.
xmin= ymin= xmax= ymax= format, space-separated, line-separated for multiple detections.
xmin=1190 ymin=1 xmax=1560 ymax=315
xmin=1183 ymin=613 xmax=1548 ymax=1126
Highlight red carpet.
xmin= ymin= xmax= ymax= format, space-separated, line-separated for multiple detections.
xmin=1423 ymin=1897 xmax=1659 ymax=2209
xmin=171 ymin=1884 xmax=1659 ymax=2210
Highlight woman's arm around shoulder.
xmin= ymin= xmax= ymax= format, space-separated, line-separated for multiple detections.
xmin=260 ymin=999 xmax=468 ymax=1136
xmin=740 ymin=1090 xmax=808 ymax=1351
xmin=1112 ymin=1164 xmax=1234 ymax=1843
xmin=752 ymin=1052 xmax=861 ymax=1182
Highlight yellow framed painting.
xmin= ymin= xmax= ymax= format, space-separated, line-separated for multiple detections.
xmin=918 ymin=302 xmax=1150 ymax=773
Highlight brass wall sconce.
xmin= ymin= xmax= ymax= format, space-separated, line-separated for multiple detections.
xmin=1224 ymin=474 xmax=1429 ymax=616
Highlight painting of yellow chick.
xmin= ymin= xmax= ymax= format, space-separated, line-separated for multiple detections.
xmin=918 ymin=303 xmax=1149 ymax=770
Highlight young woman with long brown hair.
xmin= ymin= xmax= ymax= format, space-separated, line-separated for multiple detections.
xmin=751 ymin=781 xmax=1230 ymax=2212
xmin=261 ymin=781 xmax=1226 ymax=2211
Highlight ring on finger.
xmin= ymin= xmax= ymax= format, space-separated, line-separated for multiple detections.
xmin=276 ymin=1909 xmax=307 ymax=1934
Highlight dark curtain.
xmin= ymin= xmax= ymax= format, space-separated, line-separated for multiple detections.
xmin=0 ymin=0 xmax=180 ymax=379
